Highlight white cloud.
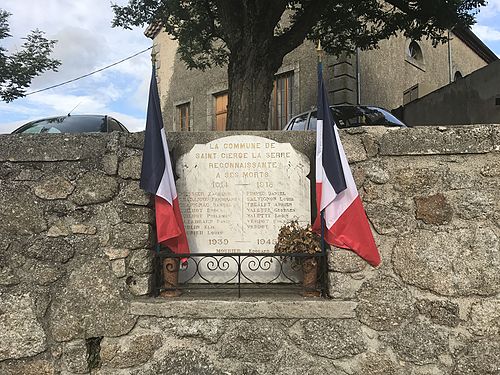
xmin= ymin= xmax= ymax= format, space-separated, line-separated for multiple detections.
xmin=1 ymin=0 xmax=151 ymax=131
xmin=477 ymin=0 xmax=500 ymax=18
xmin=472 ymin=25 xmax=500 ymax=41
xmin=0 ymin=120 xmax=26 ymax=134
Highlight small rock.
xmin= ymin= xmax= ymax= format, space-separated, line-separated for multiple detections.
xmin=71 ymin=224 xmax=97 ymax=235
xmin=34 ymin=176 xmax=74 ymax=200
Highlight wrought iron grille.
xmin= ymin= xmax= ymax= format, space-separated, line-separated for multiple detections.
xmin=152 ymin=250 xmax=328 ymax=298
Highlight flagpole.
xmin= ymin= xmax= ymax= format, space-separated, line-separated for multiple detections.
xmin=316 ymin=40 xmax=328 ymax=297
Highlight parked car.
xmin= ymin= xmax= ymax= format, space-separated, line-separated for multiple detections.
xmin=284 ymin=105 xmax=408 ymax=131
xmin=11 ymin=115 xmax=129 ymax=134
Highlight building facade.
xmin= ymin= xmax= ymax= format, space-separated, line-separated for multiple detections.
xmin=146 ymin=25 xmax=496 ymax=131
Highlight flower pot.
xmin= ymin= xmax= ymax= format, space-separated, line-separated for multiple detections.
xmin=302 ymin=257 xmax=320 ymax=297
xmin=160 ymin=257 xmax=182 ymax=297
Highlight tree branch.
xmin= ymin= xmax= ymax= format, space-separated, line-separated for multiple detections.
xmin=273 ymin=0 xmax=323 ymax=57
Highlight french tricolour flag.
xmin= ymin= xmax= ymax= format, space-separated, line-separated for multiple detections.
xmin=312 ymin=62 xmax=380 ymax=267
xmin=140 ymin=67 xmax=190 ymax=255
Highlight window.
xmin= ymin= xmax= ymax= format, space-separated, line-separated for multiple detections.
xmin=177 ymin=102 xmax=190 ymax=131
xmin=289 ymin=113 xmax=308 ymax=130
xmin=407 ymin=41 xmax=423 ymax=62
xmin=214 ymin=92 xmax=228 ymax=131
xmin=108 ymin=118 xmax=124 ymax=132
xmin=403 ymin=85 xmax=419 ymax=105
xmin=271 ymin=72 xmax=294 ymax=130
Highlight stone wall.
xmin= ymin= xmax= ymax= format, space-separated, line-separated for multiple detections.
xmin=398 ymin=59 xmax=500 ymax=126
xmin=1 ymin=125 xmax=499 ymax=374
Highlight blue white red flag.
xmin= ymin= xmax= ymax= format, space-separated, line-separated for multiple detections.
xmin=140 ymin=67 xmax=190 ymax=255
xmin=312 ymin=62 xmax=380 ymax=267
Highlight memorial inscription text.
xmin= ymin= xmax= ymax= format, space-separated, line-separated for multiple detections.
xmin=176 ymin=135 xmax=310 ymax=254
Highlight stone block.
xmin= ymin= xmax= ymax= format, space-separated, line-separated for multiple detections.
xmin=0 ymin=359 xmax=55 ymax=375
xmin=0 ymin=263 xmax=19 ymax=286
xmin=356 ymin=275 xmax=416 ymax=331
xmin=14 ymin=168 xmax=43 ymax=181
xmin=128 ymin=349 xmax=221 ymax=375
xmin=328 ymin=249 xmax=367 ymax=273
xmin=22 ymin=260 xmax=64 ymax=286
xmin=127 ymin=275 xmax=151 ymax=296
xmin=109 ymin=223 xmax=151 ymax=249
xmin=119 ymin=181 xmax=151 ymax=206
xmin=357 ymin=352 xmax=401 ymax=375
xmin=380 ymin=126 xmax=494 ymax=156
xmin=365 ymin=163 xmax=390 ymax=184
xmin=481 ymin=162 xmax=500 ymax=177
xmin=342 ymin=134 xmax=367 ymax=162
xmin=62 ymin=339 xmax=88 ymax=374
xmin=118 ymin=206 xmax=154 ymax=224
xmin=25 ymin=237 xmax=75 ymax=263
xmin=365 ymin=201 xmax=415 ymax=235
xmin=71 ymin=172 xmax=119 ymax=205
xmin=118 ymin=155 xmax=142 ymax=180
xmin=468 ymin=299 xmax=500 ymax=336
xmin=111 ymin=258 xmax=127 ymax=278
xmin=102 ymin=154 xmax=119 ymax=175
xmin=416 ymin=298 xmax=460 ymax=327
xmin=100 ymin=332 xmax=162 ymax=369
xmin=47 ymin=224 xmax=70 ymax=237
xmin=0 ymin=293 xmax=47 ymax=361
xmin=454 ymin=338 xmax=500 ymax=375
xmin=71 ymin=224 xmax=97 ymax=235
xmin=382 ymin=319 xmax=448 ymax=365
xmin=289 ymin=319 xmax=367 ymax=360
xmin=0 ymin=185 xmax=47 ymax=235
xmin=328 ymin=272 xmax=365 ymax=299
xmin=103 ymin=247 xmax=130 ymax=260
xmin=0 ymin=133 xmax=107 ymax=162
xmin=393 ymin=227 xmax=500 ymax=297
xmin=50 ymin=258 xmax=136 ymax=342
xmin=414 ymin=193 xmax=453 ymax=224
xmin=128 ymin=250 xmax=154 ymax=275
xmin=450 ymin=191 xmax=495 ymax=220
xmin=217 ymin=320 xmax=285 ymax=363
xmin=34 ymin=176 xmax=74 ymax=199
xmin=394 ymin=167 xmax=445 ymax=195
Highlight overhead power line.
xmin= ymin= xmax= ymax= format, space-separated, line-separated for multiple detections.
xmin=25 ymin=46 xmax=153 ymax=96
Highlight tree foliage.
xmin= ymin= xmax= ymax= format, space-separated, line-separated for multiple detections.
xmin=0 ymin=9 xmax=60 ymax=102
xmin=112 ymin=0 xmax=486 ymax=130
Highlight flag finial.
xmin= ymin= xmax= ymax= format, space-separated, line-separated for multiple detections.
xmin=316 ymin=40 xmax=324 ymax=63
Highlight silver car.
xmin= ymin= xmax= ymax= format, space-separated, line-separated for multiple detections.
xmin=284 ymin=105 xmax=408 ymax=130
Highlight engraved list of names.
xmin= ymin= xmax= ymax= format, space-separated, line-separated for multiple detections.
xmin=176 ymin=135 xmax=311 ymax=254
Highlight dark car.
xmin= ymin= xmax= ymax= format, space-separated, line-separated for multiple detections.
xmin=284 ymin=105 xmax=407 ymax=131
xmin=11 ymin=115 xmax=129 ymax=134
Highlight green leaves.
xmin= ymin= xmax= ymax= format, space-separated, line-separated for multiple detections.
xmin=0 ymin=10 xmax=60 ymax=102
xmin=113 ymin=0 xmax=486 ymax=70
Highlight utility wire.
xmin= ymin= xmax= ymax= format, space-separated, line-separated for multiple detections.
xmin=25 ymin=46 xmax=153 ymax=96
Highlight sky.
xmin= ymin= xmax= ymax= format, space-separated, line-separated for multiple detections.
xmin=0 ymin=1 xmax=499 ymax=134
xmin=0 ymin=0 xmax=151 ymax=134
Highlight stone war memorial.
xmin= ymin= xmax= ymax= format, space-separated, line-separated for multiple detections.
xmin=1 ymin=126 xmax=500 ymax=374
xmin=174 ymin=134 xmax=312 ymax=285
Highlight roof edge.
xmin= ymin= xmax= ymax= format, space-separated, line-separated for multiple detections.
xmin=453 ymin=27 xmax=498 ymax=63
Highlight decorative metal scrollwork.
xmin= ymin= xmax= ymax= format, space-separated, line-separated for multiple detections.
xmin=154 ymin=251 xmax=327 ymax=298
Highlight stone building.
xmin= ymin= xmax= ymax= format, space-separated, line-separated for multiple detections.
xmin=146 ymin=25 xmax=497 ymax=131
xmin=395 ymin=58 xmax=500 ymax=126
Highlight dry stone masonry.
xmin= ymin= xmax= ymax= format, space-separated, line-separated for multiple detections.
xmin=0 ymin=126 xmax=499 ymax=374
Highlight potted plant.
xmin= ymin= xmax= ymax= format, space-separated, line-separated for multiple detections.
xmin=274 ymin=220 xmax=322 ymax=297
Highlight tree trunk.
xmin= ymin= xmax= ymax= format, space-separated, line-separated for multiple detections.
xmin=226 ymin=49 xmax=282 ymax=130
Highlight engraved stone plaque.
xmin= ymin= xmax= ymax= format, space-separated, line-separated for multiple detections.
xmin=176 ymin=135 xmax=311 ymax=282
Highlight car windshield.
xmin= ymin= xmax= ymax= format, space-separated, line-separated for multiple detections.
xmin=332 ymin=106 xmax=405 ymax=127
xmin=299 ymin=106 xmax=405 ymax=131
xmin=15 ymin=116 xmax=107 ymax=134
